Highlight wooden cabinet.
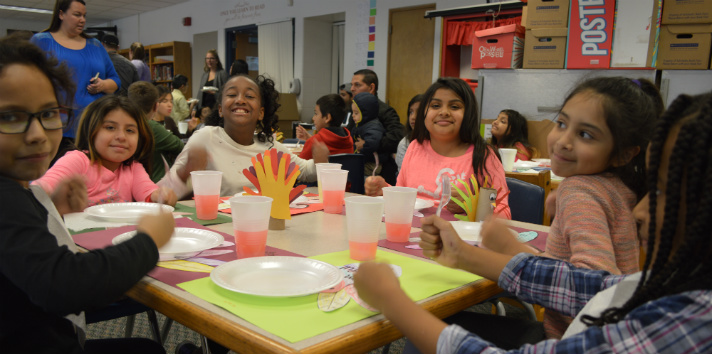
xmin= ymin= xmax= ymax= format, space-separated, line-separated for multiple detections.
xmin=118 ymin=41 xmax=192 ymax=98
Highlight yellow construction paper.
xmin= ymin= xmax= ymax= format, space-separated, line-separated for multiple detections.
xmin=157 ymin=260 xmax=214 ymax=273
xmin=251 ymin=149 xmax=301 ymax=220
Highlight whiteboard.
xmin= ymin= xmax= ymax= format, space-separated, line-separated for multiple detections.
xmin=661 ymin=70 xmax=712 ymax=106
xmin=477 ymin=69 xmax=656 ymax=121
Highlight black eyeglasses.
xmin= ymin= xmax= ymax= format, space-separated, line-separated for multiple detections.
xmin=0 ymin=107 xmax=72 ymax=134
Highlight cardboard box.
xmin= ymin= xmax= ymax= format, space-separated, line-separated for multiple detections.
xmin=471 ymin=24 xmax=525 ymax=69
xmin=523 ymin=28 xmax=568 ymax=68
xmin=526 ymin=0 xmax=570 ymax=28
xmin=610 ymin=0 xmax=662 ymax=67
xmin=656 ymin=24 xmax=712 ymax=69
xmin=662 ymin=0 xmax=712 ymax=24
xmin=566 ymin=0 xmax=616 ymax=69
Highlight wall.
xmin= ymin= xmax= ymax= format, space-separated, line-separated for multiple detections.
xmin=302 ymin=17 xmax=335 ymax=122
xmin=99 ymin=0 xmax=484 ymax=114
xmin=1 ymin=18 xmax=48 ymax=36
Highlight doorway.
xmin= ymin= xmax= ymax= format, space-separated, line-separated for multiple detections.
xmin=192 ymin=31 xmax=217 ymax=100
xmin=387 ymin=4 xmax=436 ymax=123
xmin=225 ymin=25 xmax=259 ymax=78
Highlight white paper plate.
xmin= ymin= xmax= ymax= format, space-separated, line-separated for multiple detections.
xmin=374 ymin=196 xmax=434 ymax=211
xmin=513 ymin=161 xmax=541 ymax=170
xmin=282 ymin=143 xmax=299 ymax=149
xmin=450 ymin=221 xmax=518 ymax=243
xmin=211 ymin=256 xmax=344 ymax=297
xmin=85 ymin=202 xmax=175 ymax=223
xmin=112 ymin=227 xmax=224 ymax=255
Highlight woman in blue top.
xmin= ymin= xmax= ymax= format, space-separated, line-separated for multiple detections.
xmin=31 ymin=0 xmax=119 ymax=163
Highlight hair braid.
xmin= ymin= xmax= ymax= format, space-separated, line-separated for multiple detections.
xmin=581 ymin=92 xmax=712 ymax=327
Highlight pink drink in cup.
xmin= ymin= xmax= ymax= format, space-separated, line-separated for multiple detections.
xmin=345 ymin=196 xmax=384 ymax=261
xmin=320 ymin=169 xmax=348 ymax=214
xmin=382 ymin=186 xmax=417 ymax=242
xmin=190 ymin=171 xmax=223 ymax=220
xmin=315 ymin=163 xmax=342 ymax=202
xmin=229 ymin=195 xmax=273 ymax=258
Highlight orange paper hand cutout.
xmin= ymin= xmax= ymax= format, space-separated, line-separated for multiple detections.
xmin=242 ymin=149 xmax=305 ymax=220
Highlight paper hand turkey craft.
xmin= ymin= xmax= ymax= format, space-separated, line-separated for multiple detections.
xmin=451 ymin=175 xmax=509 ymax=222
xmin=242 ymin=149 xmax=306 ymax=220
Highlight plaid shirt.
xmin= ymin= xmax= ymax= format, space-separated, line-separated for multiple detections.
xmin=438 ymin=253 xmax=712 ymax=354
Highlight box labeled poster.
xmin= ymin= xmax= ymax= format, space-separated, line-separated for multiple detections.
xmin=566 ymin=0 xmax=616 ymax=69
xmin=471 ymin=24 xmax=525 ymax=69
xmin=610 ymin=0 xmax=661 ymax=67
xmin=662 ymin=0 xmax=712 ymax=24
xmin=524 ymin=28 xmax=568 ymax=68
xmin=656 ymin=24 xmax=712 ymax=69
xmin=526 ymin=0 xmax=570 ymax=28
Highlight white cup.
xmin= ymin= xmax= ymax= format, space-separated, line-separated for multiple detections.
xmin=315 ymin=163 xmax=342 ymax=202
xmin=345 ymin=196 xmax=384 ymax=261
xmin=320 ymin=169 xmax=349 ymax=214
xmin=229 ymin=196 xmax=273 ymax=258
xmin=382 ymin=187 xmax=417 ymax=242
xmin=190 ymin=171 xmax=223 ymax=220
xmin=499 ymin=148 xmax=517 ymax=172
xmin=178 ymin=121 xmax=188 ymax=134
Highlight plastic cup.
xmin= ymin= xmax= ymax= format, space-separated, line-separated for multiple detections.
xmin=382 ymin=187 xmax=417 ymax=242
xmin=320 ymin=169 xmax=349 ymax=214
xmin=345 ymin=196 xmax=384 ymax=261
xmin=499 ymin=148 xmax=517 ymax=172
xmin=315 ymin=163 xmax=342 ymax=202
xmin=178 ymin=121 xmax=188 ymax=134
xmin=229 ymin=196 xmax=273 ymax=258
xmin=190 ymin=171 xmax=223 ymax=220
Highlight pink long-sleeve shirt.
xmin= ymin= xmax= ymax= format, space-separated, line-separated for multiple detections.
xmin=398 ymin=140 xmax=511 ymax=218
xmin=33 ymin=150 xmax=158 ymax=206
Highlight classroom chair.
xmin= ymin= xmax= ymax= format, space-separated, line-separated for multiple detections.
xmin=328 ymin=153 xmax=365 ymax=194
xmin=505 ymin=177 xmax=546 ymax=225
xmin=85 ymin=298 xmax=170 ymax=343
xmin=283 ymin=138 xmax=306 ymax=144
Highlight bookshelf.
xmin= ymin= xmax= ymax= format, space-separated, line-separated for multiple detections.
xmin=118 ymin=41 xmax=192 ymax=98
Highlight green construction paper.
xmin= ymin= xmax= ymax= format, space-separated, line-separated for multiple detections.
xmin=178 ymin=250 xmax=480 ymax=343
xmin=173 ymin=203 xmax=232 ymax=226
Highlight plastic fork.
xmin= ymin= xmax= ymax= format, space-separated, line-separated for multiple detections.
xmin=436 ymin=175 xmax=451 ymax=217
xmin=372 ymin=152 xmax=379 ymax=177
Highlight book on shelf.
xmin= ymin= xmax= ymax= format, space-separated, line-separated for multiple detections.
xmin=153 ymin=55 xmax=174 ymax=63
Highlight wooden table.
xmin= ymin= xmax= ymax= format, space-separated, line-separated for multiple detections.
xmin=125 ymin=200 xmax=550 ymax=354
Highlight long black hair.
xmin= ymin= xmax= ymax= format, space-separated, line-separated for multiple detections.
xmin=561 ymin=77 xmax=663 ymax=200
xmin=582 ymin=92 xmax=712 ymax=326
xmin=412 ymin=77 xmax=497 ymax=186
xmin=491 ymin=109 xmax=534 ymax=157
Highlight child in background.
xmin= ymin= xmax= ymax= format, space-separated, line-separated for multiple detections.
xmin=153 ymin=85 xmax=181 ymax=138
xmin=395 ymin=94 xmax=423 ymax=171
xmin=366 ymin=77 xmax=510 ymax=218
xmin=0 ymin=34 xmax=173 ymax=354
xmin=354 ymin=92 xmax=712 ymax=354
xmin=298 ymin=93 xmax=354 ymax=160
xmin=34 ymin=95 xmax=177 ymax=206
xmin=185 ymin=105 xmax=210 ymax=139
xmin=159 ymin=75 xmax=326 ymax=199
xmin=351 ymin=92 xmax=386 ymax=176
xmin=490 ymin=109 xmax=536 ymax=161
xmin=482 ymin=77 xmax=664 ymax=339
xmin=170 ymin=74 xmax=196 ymax=122
xmin=127 ymin=81 xmax=184 ymax=182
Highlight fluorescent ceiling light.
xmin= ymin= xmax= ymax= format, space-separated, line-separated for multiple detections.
xmin=0 ymin=5 xmax=53 ymax=15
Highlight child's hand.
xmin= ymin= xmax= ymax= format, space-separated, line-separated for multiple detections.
xmin=178 ymin=146 xmax=209 ymax=182
xmin=364 ymin=176 xmax=387 ymax=196
xmin=51 ymin=176 xmax=88 ymax=215
xmin=188 ymin=117 xmax=200 ymax=132
xmin=480 ymin=216 xmax=538 ymax=256
xmin=311 ymin=141 xmax=329 ymax=164
xmin=419 ymin=215 xmax=468 ymax=269
xmin=353 ymin=262 xmax=403 ymax=312
xmin=295 ymin=125 xmax=312 ymax=140
xmin=545 ymin=189 xmax=557 ymax=221
xmin=354 ymin=137 xmax=365 ymax=151
xmin=136 ymin=208 xmax=175 ymax=249
xmin=446 ymin=194 xmax=466 ymax=214
xmin=151 ymin=187 xmax=177 ymax=206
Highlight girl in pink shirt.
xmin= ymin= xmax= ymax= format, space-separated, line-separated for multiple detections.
xmin=490 ymin=109 xmax=536 ymax=161
xmin=366 ymin=77 xmax=510 ymax=218
xmin=34 ymin=95 xmax=177 ymax=206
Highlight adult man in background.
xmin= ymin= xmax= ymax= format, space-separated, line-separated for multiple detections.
xmin=101 ymin=34 xmax=138 ymax=96
xmin=350 ymin=69 xmax=404 ymax=185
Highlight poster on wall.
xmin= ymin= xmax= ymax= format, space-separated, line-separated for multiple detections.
xmin=353 ymin=0 xmax=376 ymax=69
xmin=246 ymin=56 xmax=259 ymax=71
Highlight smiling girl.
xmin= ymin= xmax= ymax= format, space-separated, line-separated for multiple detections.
xmin=160 ymin=74 xmax=325 ymax=199
xmin=490 ymin=109 xmax=536 ymax=161
xmin=34 ymin=95 xmax=177 ymax=206
xmin=365 ymin=77 xmax=510 ymax=217
xmin=481 ymin=76 xmax=664 ymax=339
